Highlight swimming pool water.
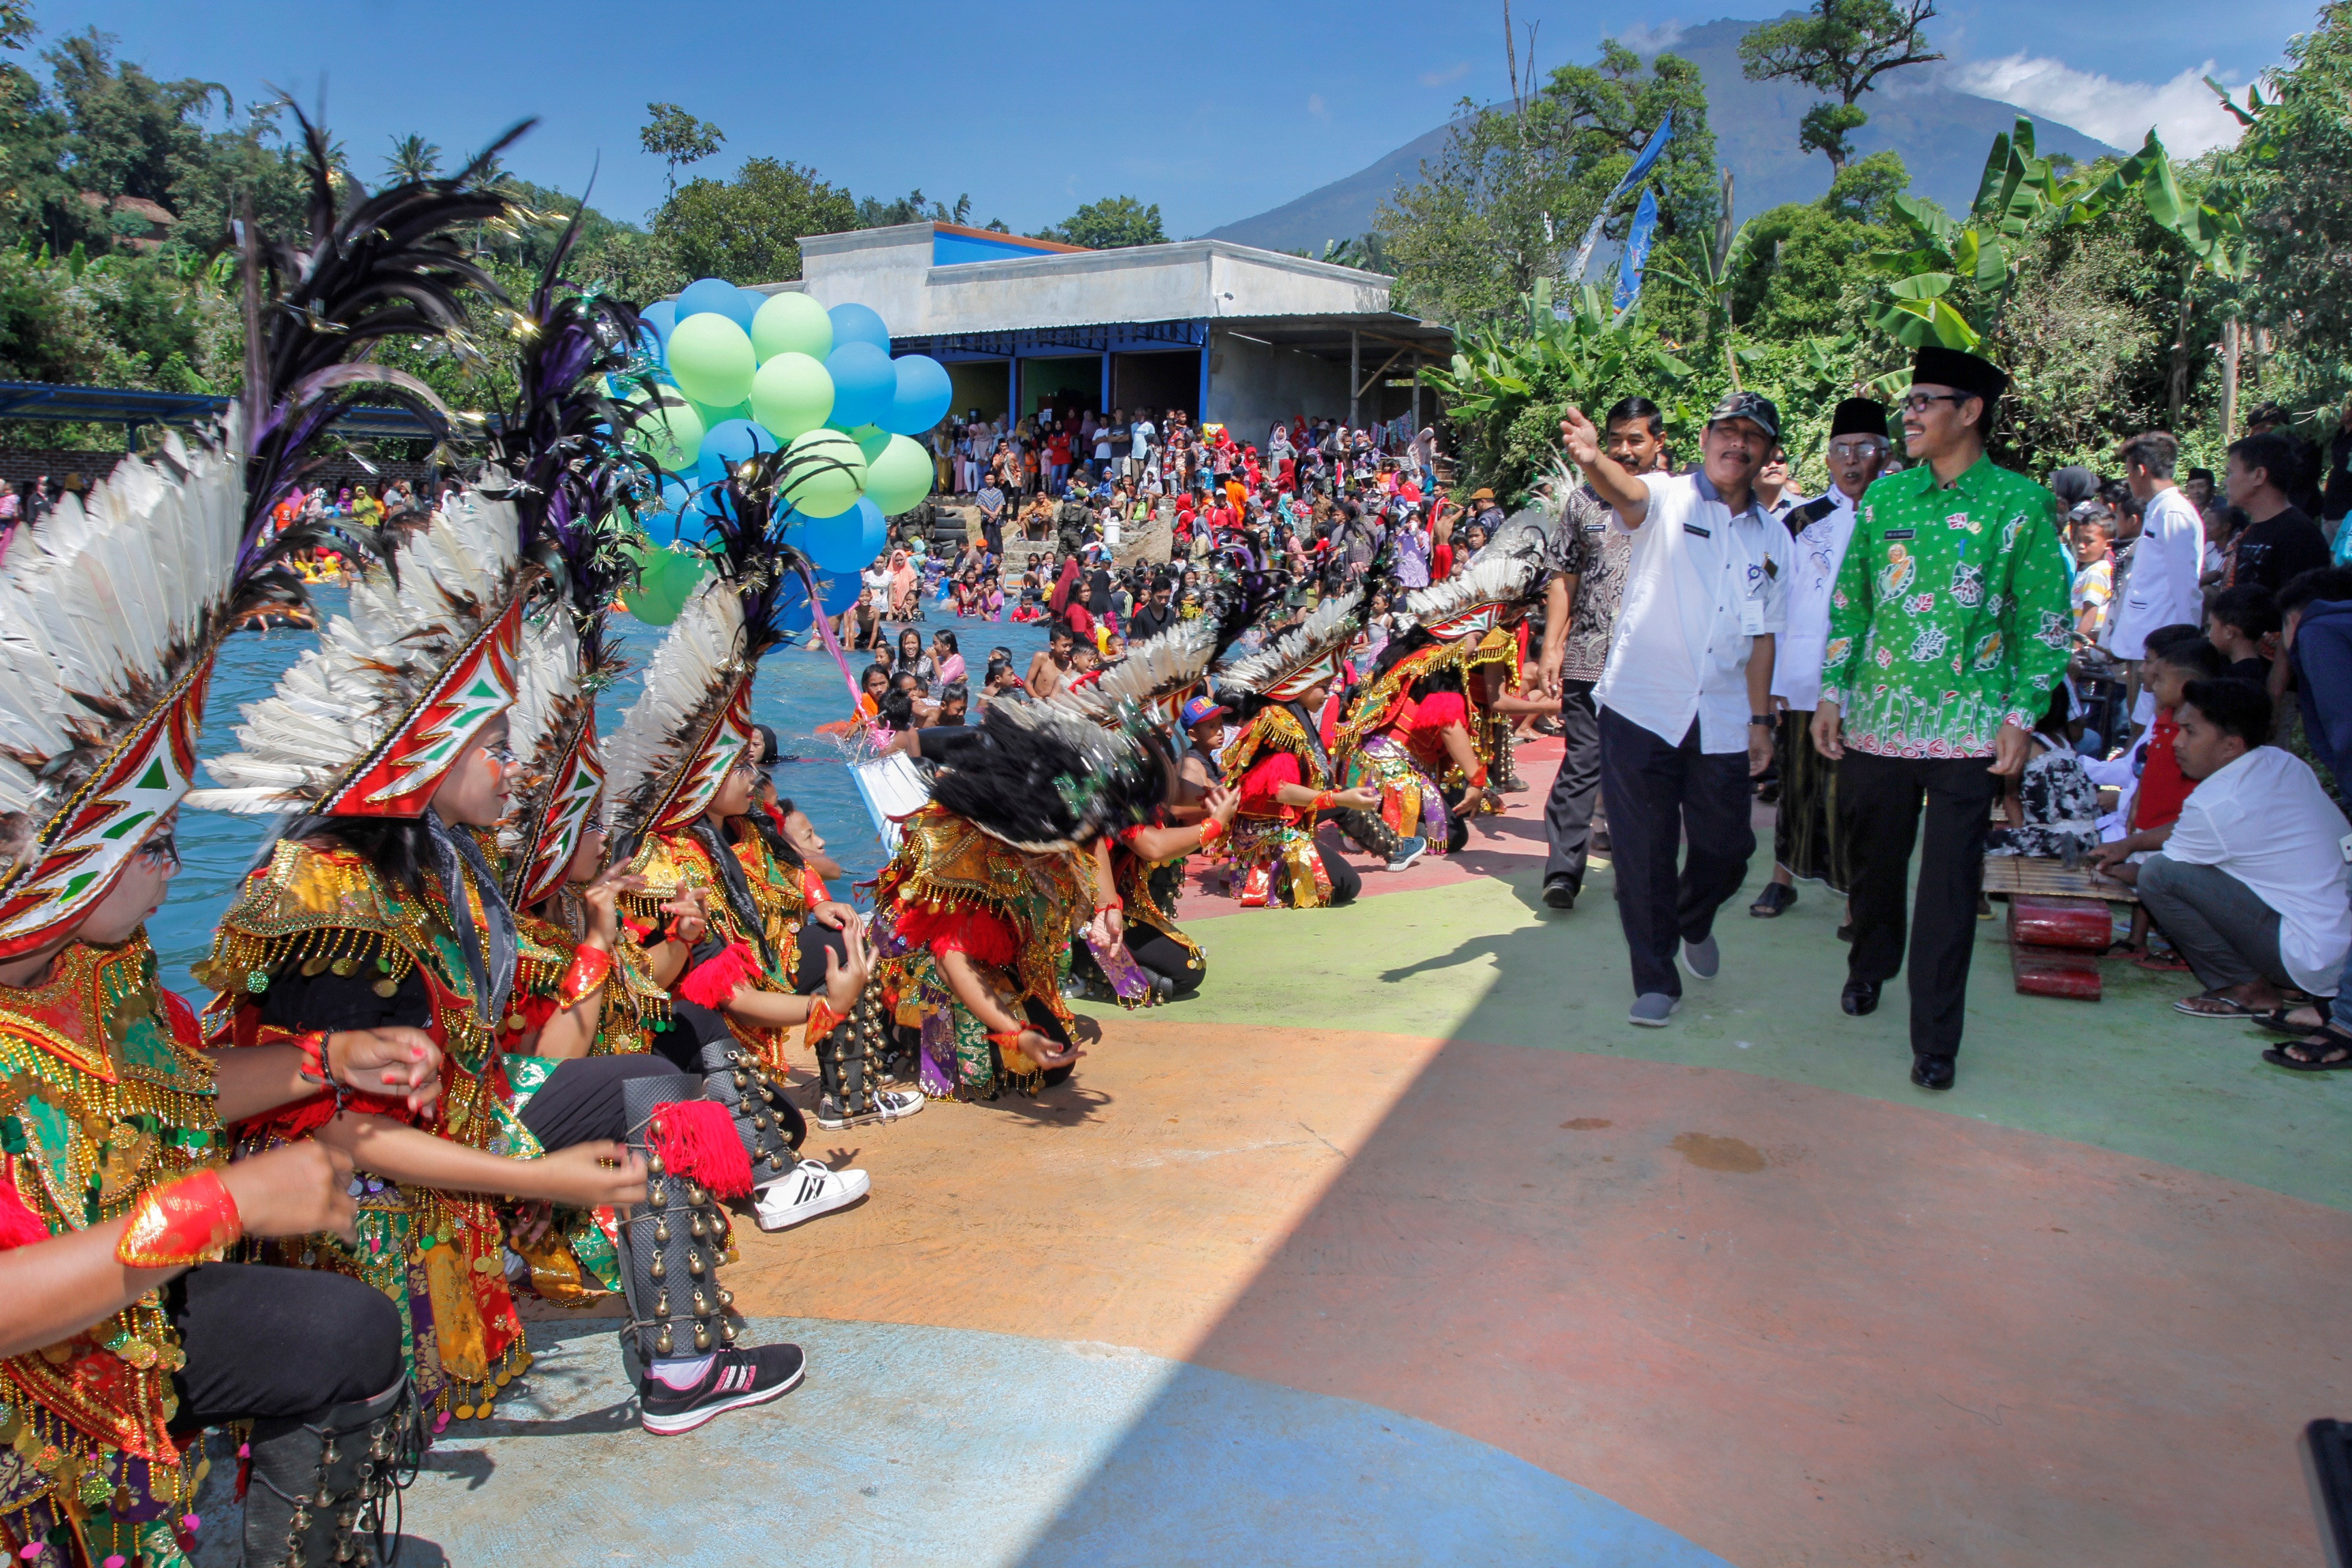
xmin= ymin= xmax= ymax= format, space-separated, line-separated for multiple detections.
xmin=150 ymin=591 xmax=1053 ymax=1004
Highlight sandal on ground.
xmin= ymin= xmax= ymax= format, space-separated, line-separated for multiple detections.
xmin=2253 ymin=1006 xmax=2328 ymax=1036
xmin=2263 ymin=1026 xmax=2352 ymax=1071
xmin=2134 ymin=948 xmax=2192 ymax=973
xmin=1749 ymin=882 xmax=1797 ymax=918
xmin=2174 ymin=990 xmax=2265 ymax=1019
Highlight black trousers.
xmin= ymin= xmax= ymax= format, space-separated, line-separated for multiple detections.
xmin=1598 ymin=706 xmax=1756 ymax=998
xmin=168 ymin=1262 xmax=404 ymax=1429
xmin=1543 ymin=681 xmax=1602 ymax=891
xmin=1838 ymin=747 xmax=2001 ymax=1059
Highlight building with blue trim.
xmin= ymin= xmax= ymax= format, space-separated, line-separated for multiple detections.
xmin=760 ymin=223 xmax=1450 ymax=443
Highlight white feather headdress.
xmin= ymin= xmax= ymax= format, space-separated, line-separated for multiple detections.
xmin=1059 ymin=616 xmax=1219 ymax=728
xmin=0 ymin=431 xmax=248 ymax=956
xmin=1211 ymin=588 xmax=1364 ymax=702
xmin=1406 ymin=550 xmax=1541 ymax=641
xmin=189 ymin=481 xmax=532 ymax=818
xmin=603 ymin=578 xmax=754 ymax=845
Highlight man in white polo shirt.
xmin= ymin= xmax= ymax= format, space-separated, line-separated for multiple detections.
xmin=1561 ymin=391 xmax=1786 ymax=1026
xmin=2104 ymin=431 xmax=2206 ymax=704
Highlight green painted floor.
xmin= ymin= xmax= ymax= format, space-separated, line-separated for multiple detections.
xmin=1113 ymin=860 xmax=2352 ymax=1212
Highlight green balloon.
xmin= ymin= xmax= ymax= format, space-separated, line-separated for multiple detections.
xmin=623 ymin=542 xmax=709 ymax=627
xmin=666 ymin=313 xmax=756 ymax=408
xmin=849 ymin=423 xmax=891 ymax=461
xmin=749 ymin=352 xmax=836 ymax=438
xmin=691 ymin=398 xmax=751 ymax=430
xmin=783 ymin=429 xmax=867 ymax=519
xmin=627 ymin=388 xmax=703 ymax=472
xmin=750 ymin=291 xmax=833 ymax=362
xmin=863 ymin=433 xmax=935 ymax=515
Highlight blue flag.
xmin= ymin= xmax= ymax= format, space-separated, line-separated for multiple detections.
xmin=1567 ymin=112 xmax=1676 ymax=287
xmin=1613 ymin=187 xmax=1661 ymax=313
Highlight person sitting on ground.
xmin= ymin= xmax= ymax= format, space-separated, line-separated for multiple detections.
xmin=2206 ymin=583 xmax=2278 ymax=685
xmin=2095 ymin=679 xmax=2351 ymax=1026
xmin=1988 ymin=683 xmax=2100 ymax=860
xmin=2086 ymin=625 xmax=2227 ymax=958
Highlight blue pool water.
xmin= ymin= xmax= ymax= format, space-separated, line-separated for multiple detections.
xmin=150 ymin=590 xmax=1052 ymax=1004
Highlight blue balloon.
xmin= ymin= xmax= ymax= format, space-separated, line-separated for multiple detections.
xmin=634 ymin=478 xmax=694 ymax=546
xmin=882 ymin=354 xmax=954 ymax=436
xmin=828 ymin=301 xmax=891 ymax=352
xmin=640 ymin=299 xmax=677 ymax=346
xmin=674 ymin=277 xmax=754 ymax=330
xmin=818 ymin=570 xmax=863 ymax=615
xmin=794 ymin=502 xmax=878 ymax=574
xmin=824 ymin=343 xmax=896 ymax=430
xmin=849 ymin=496 xmax=888 ymax=561
xmin=694 ymin=419 xmax=781 ymax=485
xmin=774 ymin=572 xmax=815 ymax=634
xmin=640 ymin=508 xmax=683 ymax=546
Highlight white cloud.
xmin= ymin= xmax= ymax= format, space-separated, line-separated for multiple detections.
xmin=1419 ymin=62 xmax=1471 ymax=88
xmin=1620 ymin=20 xmax=1684 ymax=54
xmin=1947 ymin=53 xmax=2253 ymax=154
xmin=1307 ymin=93 xmax=1328 ymax=121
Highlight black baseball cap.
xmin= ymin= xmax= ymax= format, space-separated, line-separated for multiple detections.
xmin=1707 ymin=391 xmax=1780 ymax=440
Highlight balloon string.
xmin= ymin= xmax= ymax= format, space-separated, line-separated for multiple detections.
xmin=796 ymin=559 xmax=866 ymax=717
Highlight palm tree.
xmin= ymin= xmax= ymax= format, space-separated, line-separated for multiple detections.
xmin=383 ymin=134 xmax=442 ymax=186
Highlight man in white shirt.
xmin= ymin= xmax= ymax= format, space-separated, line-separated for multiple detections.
xmin=2104 ymin=431 xmax=2206 ymax=668
xmin=1563 ymin=390 xmax=1787 ymax=1026
xmin=2107 ymin=679 xmax=2351 ymax=1019
xmin=1129 ymin=414 xmax=1155 ymax=480
xmin=1752 ymin=398 xmax=1889 ymax=917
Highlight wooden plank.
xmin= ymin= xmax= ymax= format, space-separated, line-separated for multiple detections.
xmin=1983 ymin=855 xmax=2139 ymax=906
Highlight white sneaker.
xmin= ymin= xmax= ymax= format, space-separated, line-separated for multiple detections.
xmin=753 ymin=1160 xmax=870 ymax=1231
xmin=815 ymin=1088 xmax=926 ymax=1130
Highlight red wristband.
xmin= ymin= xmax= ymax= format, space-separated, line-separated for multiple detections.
xmin=1196 ymin=817 xmax=1224 ymax=848
xmin=293 ymin=1030 xmax=330 ymax=1086
xmin=116 ymin=1169 xmax=242 ymax=1268
xmin=558 ymin=945 xmax=614 ymax=1006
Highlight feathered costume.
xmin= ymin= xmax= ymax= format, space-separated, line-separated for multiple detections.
xmin=874 ymin=702 xmax=1166 ymax=1099
xmin=1335 ymin=551 xmax=1539 ymax=855
xmin=1211 ymin=589 xmax=1365 ymax=908
xmin=0 ymin=109 xmax=509 ymax=1568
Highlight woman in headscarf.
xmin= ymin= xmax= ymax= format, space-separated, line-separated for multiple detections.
xmin=887 ymin=548 xmax=918 ymax=620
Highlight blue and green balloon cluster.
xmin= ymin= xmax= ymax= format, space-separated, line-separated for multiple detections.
xmin=625 ymin=280 xmax=953 ymax=578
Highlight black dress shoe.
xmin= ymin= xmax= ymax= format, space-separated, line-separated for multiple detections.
xmin=1541 ymin=877 xmax=1578 ymax=911
xmin=1840 ymin=979 xmax=1879 ymax=1016
xmin=1749 ymin=881 xmax=1797 ymax=917
xmin=1910 ymin=1054 xmax=1956 ymax=1090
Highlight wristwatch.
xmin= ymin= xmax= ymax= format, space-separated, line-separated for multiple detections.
xmin=1750 ymin=714 xmax=1775 ymax=727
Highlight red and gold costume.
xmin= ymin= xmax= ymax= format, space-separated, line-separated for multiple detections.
xmin=1335 ymin=628 xmax=1520 ymax=850
xmin=1209 ymin=589 xmax=1365 ymax=910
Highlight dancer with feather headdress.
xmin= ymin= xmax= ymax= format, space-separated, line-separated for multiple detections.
xmin=1209 ymin=589 xmax=1384 ymax=909
xmin=1057 ymin=608 xmax=1247 ymax=1004
xmin=603 ymin=444 xmax=907 ymax=1218
xmin=190 ymin=212 xmax=819 ymax=1445
xmin=0 ymin=112 xmax=522 ymax=1568
xmin=1333 ymin=550 xmax=1550 ymax=858
xmin=871 ymin=700 xmax=1169 ymax=1100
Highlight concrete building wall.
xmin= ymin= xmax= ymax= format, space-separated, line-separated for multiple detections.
xmin=787 ymin=227 xmax=1394 ymax=337
xmin=1205 ymin=329 xmax=1352 ymax=439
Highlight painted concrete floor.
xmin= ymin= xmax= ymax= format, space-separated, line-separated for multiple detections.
xmin=210 ymin=742 xmax=2352 ymax=1566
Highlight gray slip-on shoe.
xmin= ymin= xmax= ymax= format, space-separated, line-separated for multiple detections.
xmin=1629 ymin=992 xmax=1682 ymax=1027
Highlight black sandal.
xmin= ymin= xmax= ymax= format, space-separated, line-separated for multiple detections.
xmin=1749 ymin=882 xmax=1797 ymax=918
xmin=2253 ymin=1007 xmax=2327 ymax=1036
xmin=2263 ymin=1026 xmax=2352 ymax=1071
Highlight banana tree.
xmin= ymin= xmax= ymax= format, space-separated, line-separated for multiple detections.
xmin=1647 ymin=215 xmax=1757 ymax=387
xmin=1865 ymin=115 xmax=2174 ymax=349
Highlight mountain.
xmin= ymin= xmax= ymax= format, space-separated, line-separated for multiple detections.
xmin=1203 ymin=16 xmax=2121 ymax=252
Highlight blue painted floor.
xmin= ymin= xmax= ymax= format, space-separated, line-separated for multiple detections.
xmin=205 ymin=1316 xmax=1728 ymax=1567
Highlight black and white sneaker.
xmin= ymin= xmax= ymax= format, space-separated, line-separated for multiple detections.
xmin=814 ymin=1088 xmax=926 ymax=1130
xmin=640 ymin=1343 xmax=805 ymax=1435
xmin=754 ymin=1158 xmax=871 ymax=1231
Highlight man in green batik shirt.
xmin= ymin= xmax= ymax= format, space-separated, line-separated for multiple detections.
xmin=1812 ymin=346 xmax=2071 ymax=1092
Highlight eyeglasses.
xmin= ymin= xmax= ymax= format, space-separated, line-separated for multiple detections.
xmin=1827 ymin=440 xmax=1886 ymax=461
xmin=137 ymin=830 xmax=180 ymax=870
xmin=1899 ymin=392 xmax=1972 ymax=415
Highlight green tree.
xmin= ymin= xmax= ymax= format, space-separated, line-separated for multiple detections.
xmin=652 ymin=156 xmax=857 ymax=283
xmin=858 ymin=188 xmax=977 ymax=228
xmin=640 ymin=102 xmax=723 ymax=199
xmin=382 ymin=132 xmax=440 ymax=184
xmin=1738 ymin=0 xmax=1943 ymax=175
xmin=43 ymin=27 xmax=225 ymax=208
xmin=1033 ymin=195 xmax=1164 ymax=249
xmin=1374 ymin=39 xmax=1718 ymax=331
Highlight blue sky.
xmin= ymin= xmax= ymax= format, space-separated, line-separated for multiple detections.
xmin=35 ymin=0 xmax=2307 ymax=238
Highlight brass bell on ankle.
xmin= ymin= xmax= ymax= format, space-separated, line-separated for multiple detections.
xmin=687 ymin=1247 xmax=705 ymax=1277
xmin=653 ymin=1218 xmax=670 ymax=1245
xmin=655 ymin=1325 xmax=674 ymax=1356
xmin=693 ymin=1324 xmax=711 ymax=1352
xmin=650 ymin=1252 xmax=666 ymax=1280
xmin=655 ymin=1288 xmax=670 ymax=1320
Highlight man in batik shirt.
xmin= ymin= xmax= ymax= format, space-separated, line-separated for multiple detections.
xmin=1813 ymin=346 xmax=2071 ymax=1091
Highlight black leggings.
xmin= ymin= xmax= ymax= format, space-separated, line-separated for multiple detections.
xmin=518 ymin=1045 xmax=811 ymax=1152
xmin=168 ymin=1262 xmax=404 ymax=1429
xmin=1127 ymin=929 xmax=1204 ymax=995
